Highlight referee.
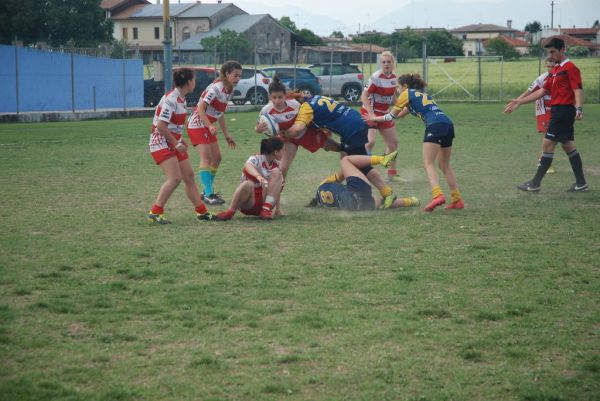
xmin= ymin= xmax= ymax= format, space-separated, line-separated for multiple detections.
xmin=504 ymin=37 xmax=588 ymax=192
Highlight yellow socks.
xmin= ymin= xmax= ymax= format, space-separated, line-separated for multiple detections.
xmin=370 ymin=155 xmax=384 ymax=166
xmin=431 ymin=185 xmax=443 ymax=199
xmin=450 ymin=189 xmax=462 ymax=203
xmin=380 ymin=185 xmax=393 ymax=198
xmin=321 ymin=172 xmax=343 ymax=185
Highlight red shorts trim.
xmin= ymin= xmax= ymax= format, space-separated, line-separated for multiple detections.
xmin=536 ymin=113 xmax=551 ymax=133
xmin=360 ymin=108 xmax=395 ymax=130
xmin=188 ymin=126 xmax=218 ymax=145
xmin=289 ymin=126 xmax=330 ymax=153
xmin=240 ymin=186 xmax=263 ymax=216
xmin=150 ymin=147 xmax=189 ymax=165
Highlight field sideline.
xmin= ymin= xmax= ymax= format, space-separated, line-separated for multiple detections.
xmin=0 ymin=104 xmax=599 ymax=401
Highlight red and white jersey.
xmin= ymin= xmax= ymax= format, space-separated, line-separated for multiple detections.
xmin=528 ymin=72 xmax=551 ymax=117
xmin=149 ymin=88 xmax=187 ymax=152
xmin=260 ymin=99 xmax=301 ymax=132
xmin=363 ymin=70 xmax=397 ymax=113
xmin=187 ymin=81 xmax=233 ymax=129
xmin=241 ymin=154 xmax=280 ymax=188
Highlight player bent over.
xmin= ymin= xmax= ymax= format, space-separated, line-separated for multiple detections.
xmin=216 ymin=137 xmax=284 ymax=221
xmin=147 ymin=68 xmax=214 ymax=224
xmin=310 ymin=151 xmax=419 ymax=211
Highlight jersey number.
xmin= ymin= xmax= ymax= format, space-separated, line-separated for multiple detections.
xmin=319 ymin=190 xmax=335 ymax=205
xmin=317 ymin=97 xmax=338 ymax=112
xmin=414 ymin=91 xmax=436 ymax=107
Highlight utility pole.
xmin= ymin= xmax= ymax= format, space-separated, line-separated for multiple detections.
xmin=163 ymin=0 xmax=172 ymax=92
xmin=550 ymin=1 xmax=555 ymax=29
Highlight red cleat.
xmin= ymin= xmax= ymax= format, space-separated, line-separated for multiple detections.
xmin=216 ymin=210 xmax=234 ymax=221
xmin=259 ymin=208 xmax=273 ymax=220
xmin=445 ymin=199 xmax=465 ymax=210
xmin=423 ymin=195 xmax=446 ymax=212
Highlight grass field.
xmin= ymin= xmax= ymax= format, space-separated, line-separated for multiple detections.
xmin=1 ymin=104 xmax=599 ymax=401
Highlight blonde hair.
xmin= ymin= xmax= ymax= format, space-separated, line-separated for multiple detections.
xmin=380 ymin=51 xmax=397 ymax=69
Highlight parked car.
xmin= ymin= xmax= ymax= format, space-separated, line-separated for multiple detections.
xmin=232 ymin=69 xmax=271 ymax=105
xmin=262 ymin=67 xmax=322 ymax=97
xmin=144 ymin=66 xmax=217 ymax=108
xmin=308 ymin=63 xmax=364 ymax=102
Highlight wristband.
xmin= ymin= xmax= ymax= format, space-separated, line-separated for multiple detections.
xmin=383 ymin=113 xmax=395 ymax=122
xmin=576 ymin=106 xmax=583 ymax=112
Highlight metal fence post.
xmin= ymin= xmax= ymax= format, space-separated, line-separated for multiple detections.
xmin=70 ymin=53 xmax=75 ymax=112
xmin=14 ymin=45 xmax=19 ymax=114
xmin=123 ymin=59 xmax=127 ymax=111
xmin=93 ymin=86 xmax=97 ymax=111
xmin=329 ymin=48 xmax=333 ymax=97
xmin=499 ymin=56 xmax=504 ymax=101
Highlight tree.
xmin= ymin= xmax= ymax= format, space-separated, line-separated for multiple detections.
xmin=528 ymin=42 xmax=545 ymax=57
xmin=296 ymin=28 xmax=325 ymax=46
xmin=524 ymin=21 xmax=542 ymax=43
xmin=566 ymin=46 xmax=589 ymax=57
xmin=423 ymin=30 xmax=463 ymax=56
xmin=593 ymin=20 xmax=599 ymax=28
xmin=352 ymin=32 xmax=386 ymax=46
xmin=0 ymin=0 xmax=112 ymax=46
xmin=485 ymin=37 xmax=520 ymax=59
xmin=330 ymin=31 xmax=344 ymax=39
xmin=201 ymin=29 xmax=253 ymax=64
xmin=279 ymin=16 xmax=298 ymax=33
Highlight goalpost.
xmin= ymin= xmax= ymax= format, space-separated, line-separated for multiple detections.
xmin=424 ymin=56 xmax=504 ymax=102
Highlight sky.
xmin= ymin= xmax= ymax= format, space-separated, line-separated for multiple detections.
xmin=230 ymin=0 xmax=599 ymax=36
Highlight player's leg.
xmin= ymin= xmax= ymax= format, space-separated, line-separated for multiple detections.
xmin=216 ymin=181 xmax=255 ymax=220
xmin=178 ymin=158 xmax=213 ymax=220
xmin=196 ymin=143 xmax=214 ymax=198
xmin=260 ymin=168 xmax=284 ymax=219
xmin=365 ymin=127 xmax=377 ymax=155
xmin=379 ymin=126 xmax=403 ymax=181
xmin=207 ymin=142 xmax=225 ymax=204
xmin=437 ymin=146 xmax=463 ymax=209
xmin=149 ymin=156 xmax=182 ymax=224
xmin=422 ymin=142 xmax=445 ymax=212
xmin=561 ymin=140 xmax=588 ymax=192
xmin=279 ymin=141 xmax=298 ymax=178
xmin=518 ymin=138 xmax=557 ymax=192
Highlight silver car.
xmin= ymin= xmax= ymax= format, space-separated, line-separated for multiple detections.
xmin=308 ymin=63 xmax=364 ymax=102
xmin=232 ymin=69 xmax=271 ymax=105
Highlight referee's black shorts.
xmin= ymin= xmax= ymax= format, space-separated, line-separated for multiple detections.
xmin=545 ymin=105 xmax=575 ymax=143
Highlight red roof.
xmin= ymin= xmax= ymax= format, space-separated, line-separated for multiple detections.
xmin=543 ymin=34 xmax=598 ymax=49
xmin=498 ymin=35 xmax=529 ymax=47
xmin=561 ymin=28 xmax=600 ymax=35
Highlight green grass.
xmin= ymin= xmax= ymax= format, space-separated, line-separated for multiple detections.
xmin=1 ymin=104 xmax=599 ymax=401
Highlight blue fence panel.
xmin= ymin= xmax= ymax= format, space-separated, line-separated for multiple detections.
xmin=0 ymin=46 xmax=18 ymax=113
xmin=18 ymin=47 xmax=72 ymax=112
xmin=0 ymin=45 xmax=143 ymax=113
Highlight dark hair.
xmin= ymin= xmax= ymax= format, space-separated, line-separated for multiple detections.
xmin=544 ymin=37 xmax=565 ymax=50
xmin=397 ymin=73 xmax=427 ymax=91
xmin=217 ymin=60 xmax=242 ymax=82
xmin=269 ymin=75 xmax=287 ymax=94
xmin=260 ymin=137 xmax=284 ymax=155
xmin=173 ymin=68 xmax=194 ymax=87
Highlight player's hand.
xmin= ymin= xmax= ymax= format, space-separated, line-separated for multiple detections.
xmin=504 ymin=100 xmax=520 ymax=114
xmin=175 ymin=141 xmax=187 ymax=152
xmin=255 ymin=121 xmax=267 ymax=133
xmin=575 ymin=107 xmax=583 ymax=120
xmin=208 ymin=124 xmax=218 ymax=135
xmin=225 ymin=136 xmax=236 ymax=149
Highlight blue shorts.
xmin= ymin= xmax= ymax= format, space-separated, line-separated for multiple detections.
xmin=424 ymin=123 xmax=455 ymax=148
xmin=341 ymin=127 xmax=369 ymax=155
xmin=338 ymin=177 xmax=375 ymax=211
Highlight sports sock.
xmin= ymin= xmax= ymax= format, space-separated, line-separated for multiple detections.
xmin=322 ymin=172 xmax=342 ymax=184
xmin=399 ymin=198 xmax=413 ymax=207
xmin=431 ymin=185 xmax=443 ymax=199
xmin=532 ymin=152 xmax=554 ymax=185
xmin=150 ymin=204 xmax=164 ymax=214
xmin=379 ymin=185 xmax=393 ymax=198
xmin=567 ymin=150 xmax=586 ymax=185
xmin=195 ymin=204 xmax=208 ymax=215
xmin=450 ymin=189 xmax=462 ymax=203
xmin=263 ymin=195 xmax=276 ymax=211
xmin=199 ymin=168 xmax=213 ymax=196
xmin=370 ymin=155 xmax=384 ymax=166
xmin=210 ymin=167 xmax=218 ymax=190
xmin=387 ymin=169 xmax=397 ymax=177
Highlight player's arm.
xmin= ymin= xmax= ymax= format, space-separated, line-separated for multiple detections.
xmin=284 ymin=103 xmax=312 ymax=138
xmin=196 ymin=101 xmax=217 ymax=134
xmin=243 ymin=160 xmax=268 ymax=186
xmin=504 ymin=88 xmax=548 ymax=114
xmin=255 ymin=106 xmax=269 ymax=133
xmin=156 ymin=120 xmax=186 ymax=152
xmin=218 ymin=114 xmax=236 ymax=148
xmin=360 ymin=84 xmax=374 ymax=115
xmin=364 ymin=90 xmax=408 ymax=122
xmin=574 ymin=88 xmax=584 ymax=120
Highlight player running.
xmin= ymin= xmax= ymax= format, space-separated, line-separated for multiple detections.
xmin=187 ymin=61 xmax=241 ymax=205
xmin=360 ymin=51 xmax=403 ymax=182
xmin=309 ymin=151 xmax=420 ymax=211
xmin=364 ymin=73 xmax=464 ymax=212
xmin=215 ymin=137 xmax=285 ymax=221
xmin=147 ymin=68 xmax=214 ymax=224
xmin=285 ymin=95 xmax=397 ymax=209
xmin=255 ymin=76 xmax=340 ymax=178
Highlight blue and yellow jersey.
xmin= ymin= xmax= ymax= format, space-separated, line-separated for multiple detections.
xmin=316 ymin=182 xmax=346 ymax=209
xmin=295 ymin=96 xmax=367 ymax=141
xmin=392 ymin=89 xmax=452 ymax=126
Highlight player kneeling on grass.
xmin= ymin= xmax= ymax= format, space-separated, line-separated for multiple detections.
xmin=309 ymin=151 xmax=419 ymax=211
xmin=364 ymin=73 xmax=464 ymax=212
xmin=216 ymin=137 xmax=284 ymax=221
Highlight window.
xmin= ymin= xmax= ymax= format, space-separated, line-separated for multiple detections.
xmin=331 ymin=65 xmax=345 ymax=75
xmin=182 ymin=27 xmax=191 ymax=41
xmin=122 ymin=27 xmax=128 ymax=40
xmin=241 ymin=70 xmax=254 ymax=79
xmin=154 ymin=27 xmax=160 ymax=39
xmin=133 ymin=27 xmax=138 ymax=40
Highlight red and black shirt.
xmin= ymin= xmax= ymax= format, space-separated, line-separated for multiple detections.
xmin=543 ymin=58 xmax=582 ymax=106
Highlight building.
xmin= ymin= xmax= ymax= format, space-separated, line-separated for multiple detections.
xmin=451 ymin=22 xmax=520 ymax=56
xmin=297 ymin=42 xmax=387 ymax=64
xmin=540 ymin=27 xmax=600 ymax=56
xmin=483 ymin=35 xmax=530 ymax=55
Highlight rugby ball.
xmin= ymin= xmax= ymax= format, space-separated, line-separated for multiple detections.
xmin=257 ymin=113 xmax=280 ymax=137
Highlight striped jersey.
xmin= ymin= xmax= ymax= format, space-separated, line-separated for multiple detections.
xmin=362 ymin=69 xmax=397 ymax=113
xmin=241 ymin=154 xmax=280 ymax=188
xmin=149 ymin=88 xmax=187 ymax=151
xmin=187 ymin=81 xmax=232 ymax=129
xmin=259 ymin=99 xmax=301 ymax=131
xmin=528 ymin=72 xmax=551 ymax=117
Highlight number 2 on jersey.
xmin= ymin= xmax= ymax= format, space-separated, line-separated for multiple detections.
xmin=414 ymin=91 xmax=436 ymax=107
xmin=317 ymin=96 xmax=338 ymax=112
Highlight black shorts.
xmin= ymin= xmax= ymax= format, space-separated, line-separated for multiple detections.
xmin=337 ymin=177 xmax=375 ymax=211
xmin=545 ymin=105 xmax=575 ymax=143
xmin=424 ymin=123 xmax=455 ymax=148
